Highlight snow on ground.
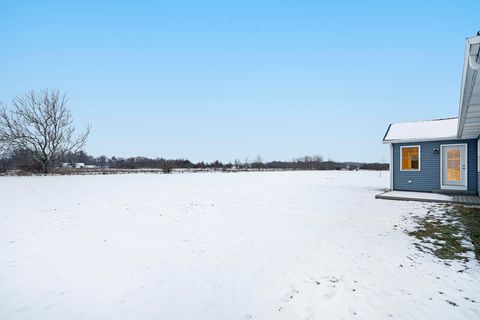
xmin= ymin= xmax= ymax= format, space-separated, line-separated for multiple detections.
xmin=0 ymin=171 xmax=479 ymax=320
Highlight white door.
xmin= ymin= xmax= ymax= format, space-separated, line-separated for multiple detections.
xmin=441 ymin=144 xmax=467 ymax=190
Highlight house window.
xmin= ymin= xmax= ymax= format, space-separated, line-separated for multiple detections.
xmin=401 ymin=146 xmax=420 ymax=171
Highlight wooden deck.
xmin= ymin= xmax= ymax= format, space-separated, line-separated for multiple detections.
xmin=452 ymin=194 xmax=480 ymax=205
xmin=376 ymin=191 xmax=480 ymax=206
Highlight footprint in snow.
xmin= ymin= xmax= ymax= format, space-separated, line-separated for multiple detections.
xmin=446 ymin=300 xmax=458 ymax=307
xmin=278 ymin=288 xmax=300 ymax=311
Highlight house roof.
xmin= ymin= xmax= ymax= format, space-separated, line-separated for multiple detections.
xmin=457 ymin=34 xmax=480 ymax=139
xmin=383 ymin=117 xmax=458 ymax=143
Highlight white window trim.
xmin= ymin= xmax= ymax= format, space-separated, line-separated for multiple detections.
xmin=440 ymin=143 xmax=468 ymax=190
xmin=400 ymin=145 xmax=421 ymax=172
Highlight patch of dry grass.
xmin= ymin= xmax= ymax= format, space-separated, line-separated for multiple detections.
xmin=453 ymin=206 xmax=480 ymax=261
xmin=409 ymin=211 xmax=469 ymax=261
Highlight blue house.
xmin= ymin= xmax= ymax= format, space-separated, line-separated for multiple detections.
xmin=383 ymin=33 xmax=480 ymax=195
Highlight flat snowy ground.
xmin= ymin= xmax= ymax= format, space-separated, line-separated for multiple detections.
xmin=0 ymin=171 xmax=479 ymax=320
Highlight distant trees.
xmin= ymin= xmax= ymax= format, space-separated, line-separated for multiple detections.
xmin=244 ymin=157 xmax=250 ymax=169
xmin=162 ymin=161 xmax=173 ymax=174
xmin=359 ymin=163 xmax=389 ymax=170
xmin=251 ymin=154 xmax=264 ymax=169
xmin=234 ymin=159 xmax=241 ymax=168
xmin=0 ymin=147 xmax=389 ymax=173
xmin=97 ymin=155 xmax=107 ymax=168
xmin=299 ymin=154 xmax=324 ymax=170
xmin=0 ymin=89 xmax=90 ymax=173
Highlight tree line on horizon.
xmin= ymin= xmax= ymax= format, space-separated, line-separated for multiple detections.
xmin=0 ymin=149 xmax=388 ymax=173
xmin=0 ymin=89 xmax=388 ymax=174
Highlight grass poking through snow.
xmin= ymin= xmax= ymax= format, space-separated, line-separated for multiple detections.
xmin=452 ymin=206 xmax=480 ymax=261
xmin=409 ymin=204 xmax=480 ymax=262
xmin=409 ymin=207 xmax=469 ymax=261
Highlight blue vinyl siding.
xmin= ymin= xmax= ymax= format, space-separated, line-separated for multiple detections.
xmin=392 ymin=139 xmax=477 ymax=193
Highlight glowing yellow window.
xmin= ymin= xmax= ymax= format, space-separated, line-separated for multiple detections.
xmin=401 ymin=146 xmax=420 ymax=171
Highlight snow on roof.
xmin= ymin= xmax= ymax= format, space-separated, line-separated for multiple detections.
xmin=383 ymin=117 xmax=458 ymax=143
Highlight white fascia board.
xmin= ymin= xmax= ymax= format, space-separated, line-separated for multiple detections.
xmin=457 ymin=35 xmax=480 ymax=138
xmin=383 ymin=137 xmax=460 ymax=144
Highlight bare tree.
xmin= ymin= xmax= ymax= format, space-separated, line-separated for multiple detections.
xmin=254 ymin=154 xmax=263 ymax=164
xmin=98 ymin=155 xmax=107 ymax=168
xmin=313 ymin=154 xmax=323 ymax=170
xmin=252 ymin=154 xmax=264 ymax=169
xmin=302 ymin=155 xmax=311 ymax=170
xmin=244 ymin=156 xmax=250 ymax=169
xmin=0 ymin=89 xmax=90 ymax=173
xmin=0 ymin=137 xmax=9 ymax=155
xmin=0 ymin=138 xmax=12 ymax=172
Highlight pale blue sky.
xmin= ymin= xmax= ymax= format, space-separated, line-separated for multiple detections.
xmin=1 ymin=1 xmax=479 ymax=162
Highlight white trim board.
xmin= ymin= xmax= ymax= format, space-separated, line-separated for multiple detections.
xmin=389 ymin=144 xmax=393 ymax=190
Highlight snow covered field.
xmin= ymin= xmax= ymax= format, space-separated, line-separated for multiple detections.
xmin=0 ymin=171 xmax=479 ymax=320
